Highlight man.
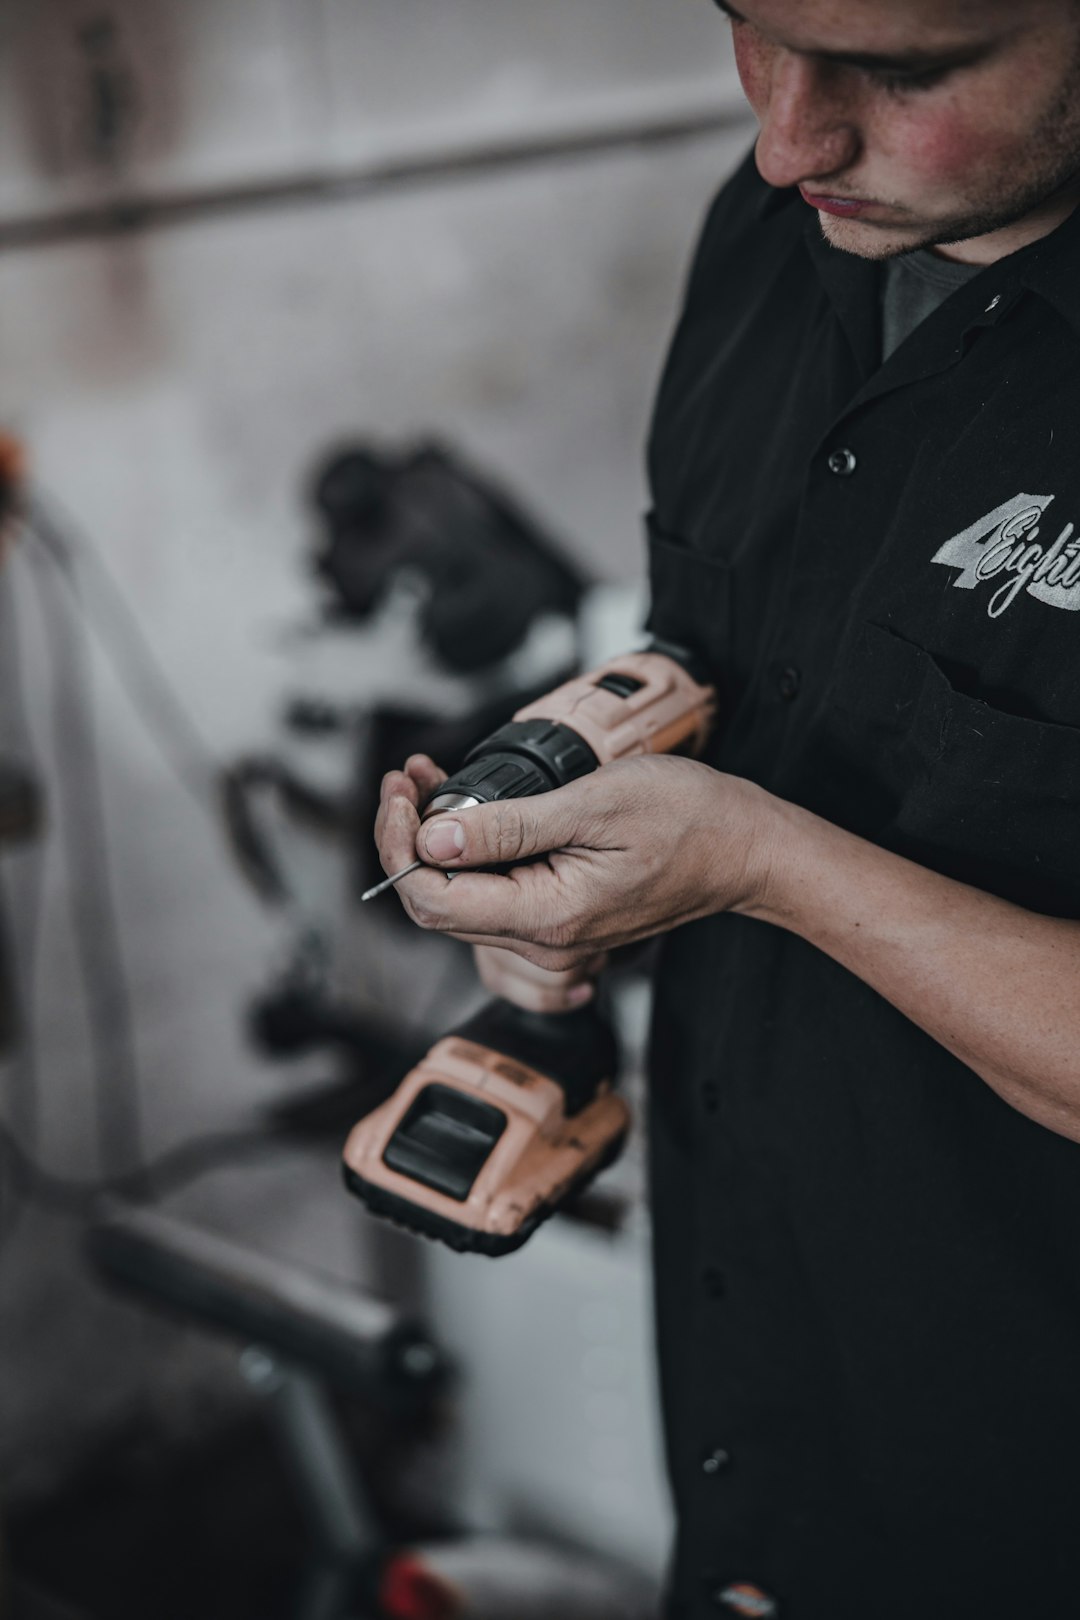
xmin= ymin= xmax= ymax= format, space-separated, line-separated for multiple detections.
xmin=376 ymin=2 xmax=1080 ymax=1614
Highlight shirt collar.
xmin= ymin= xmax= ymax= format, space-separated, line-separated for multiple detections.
xmin=996 ymin=196 xmax=1080 ymax=336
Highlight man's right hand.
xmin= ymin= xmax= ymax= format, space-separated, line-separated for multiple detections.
xmin=373 ymin=750 xmax=607 ymax=1009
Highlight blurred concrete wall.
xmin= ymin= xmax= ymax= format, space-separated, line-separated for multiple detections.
xmin=0 ymin=0 xmax=752 ymax=1572
xmin=0 ymin=0 xmax=740 ymax=212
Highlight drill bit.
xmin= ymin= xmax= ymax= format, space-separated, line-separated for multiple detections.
xmin=361 ymin=862 xmax=457 ymax=902
xmin=361 ymin=860 xmax=423 ymax=902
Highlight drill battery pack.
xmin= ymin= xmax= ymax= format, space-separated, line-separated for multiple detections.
xmin=342 ymin=999 xmax=627 ymax=1256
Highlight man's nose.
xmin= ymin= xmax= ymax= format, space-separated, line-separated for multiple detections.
xmin=754 ymin=52 xmax=860 ymax=190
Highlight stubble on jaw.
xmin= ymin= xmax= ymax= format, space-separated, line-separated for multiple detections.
xmin=817 ymin=155 xmax=1080 ymax=260
xmin=815 ymin=36 xmax=1080 ymax=261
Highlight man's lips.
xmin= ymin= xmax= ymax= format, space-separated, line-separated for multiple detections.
xmin=799 ymin=187 xmax=874 ymax=217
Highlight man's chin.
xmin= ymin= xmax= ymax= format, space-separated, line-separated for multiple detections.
xmin=816 ymin=209 xmax=929 ymax=261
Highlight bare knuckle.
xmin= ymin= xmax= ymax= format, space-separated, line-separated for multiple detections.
xmin=491 ymin=804 xmax=528 ymax=863
xmin=543 ymin=915 xmax=580 ymax=954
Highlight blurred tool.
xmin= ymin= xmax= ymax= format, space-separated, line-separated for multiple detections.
xmin=88 ymin=1198 xmax=449 ymax=1620
xmin=0 ymin=434 xmax=43 ymax=1059
xmin=311 ymin=442 xmax=585 ymax=674
xmin=88 ymin=1202 xmax=658 ymax=1619
xmin=221 ymin=739 xmax=434 ymax=1135
xmin=343 ymin=647 xmax=716 ymax=1255
xmin=0 ymin=761 xmax=42 ymax=851
xmin=89 ymin=1199 xmax=447 ymax=1406
xmin=0 ymin=759 xmax=44 ymax=1058
xmin=222 ymin=437 xmax=591 ymax=1130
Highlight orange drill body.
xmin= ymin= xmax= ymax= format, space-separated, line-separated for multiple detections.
xmin=344 ymin=648 xmax=716 ymax=1255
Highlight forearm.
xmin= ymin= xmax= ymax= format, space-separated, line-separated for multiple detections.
xmin=738 ymin=794 xmax=1080 ymax=1142
xmin=379 ymin=753 xmax=1080 ymax=1138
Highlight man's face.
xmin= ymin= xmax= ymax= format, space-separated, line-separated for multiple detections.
xmin=717 ymin=0 xmax=1080 ymax=261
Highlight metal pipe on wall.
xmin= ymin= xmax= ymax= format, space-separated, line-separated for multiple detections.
xmin=0 ymin=97 xmax=749 ymax=254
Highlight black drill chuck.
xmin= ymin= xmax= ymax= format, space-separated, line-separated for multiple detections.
xmin=425 ymin=719 xmax=598 ymax=817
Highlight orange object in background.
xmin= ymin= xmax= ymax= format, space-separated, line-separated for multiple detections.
xmin=0 ymin=431 xmax=27 ymax=566
xmin=376 ymin=1537 xmax=656 ymax=1619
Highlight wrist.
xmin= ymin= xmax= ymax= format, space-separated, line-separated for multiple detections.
xmin=723 ymin=781 xmax=803 ymax=922
xmin=733 ymin=790 xmax=839 ymax=935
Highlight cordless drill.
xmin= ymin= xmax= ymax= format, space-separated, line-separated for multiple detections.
xmin=342 ymin=645 xmax=716 ymax=1255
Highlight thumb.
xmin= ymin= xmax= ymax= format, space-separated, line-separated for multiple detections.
xmin=417 ymin=788 xmax=587 ymax=869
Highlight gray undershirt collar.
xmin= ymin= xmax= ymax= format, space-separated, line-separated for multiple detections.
xmin=881 ymin=248 xmax=981 ymax=361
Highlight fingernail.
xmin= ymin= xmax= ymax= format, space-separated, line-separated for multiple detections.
xmin=423 ymin=819 xmax=465 ymax=861
xmin=568 ymin=984 xmax=594 ymax=1006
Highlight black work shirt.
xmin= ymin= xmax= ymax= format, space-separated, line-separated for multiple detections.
xmin=645 ymin=151 xmax=1080 ymax=1620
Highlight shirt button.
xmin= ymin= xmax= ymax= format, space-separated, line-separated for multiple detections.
xmin=776 ymin=666 xmax=802 ymax=701
xmin=711 ymin=1582 xmax=780 ymax=1617
xmin=826 ymin=446 xmax=857 ymax=476
xmin=703 ymin=1266 xmax=727 ymax=1300
xmin=702 ymin=1447 xmax=731 ymax=1476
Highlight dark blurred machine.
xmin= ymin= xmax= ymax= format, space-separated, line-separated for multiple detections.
xmin=87 ymin=1200 xmax=657 ymax=1620
xmin=0 ymin=435 xmax=44 ymax=1056
xmin=224 ymin=440 xmax=590 ymax=1133
xmin=2 ymin=435 xmax=659 ymax=1616
xmin=311 ymin=441 xmax=585 ymax=674
xmin=0 ymin=758 xmax=43 ymax=1055
xmin=88 ymin=1198 xmax=448 ymax=1620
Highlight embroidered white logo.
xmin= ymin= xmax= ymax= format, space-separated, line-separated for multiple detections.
xmin=930 ymin=492 xmax=1080 ymax=617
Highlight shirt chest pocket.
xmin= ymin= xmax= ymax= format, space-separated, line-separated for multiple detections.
xmin=827 ymin=621 xmax=1080 ymax=915
xmin=643 ymin=510 xmax=733 ymax=673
